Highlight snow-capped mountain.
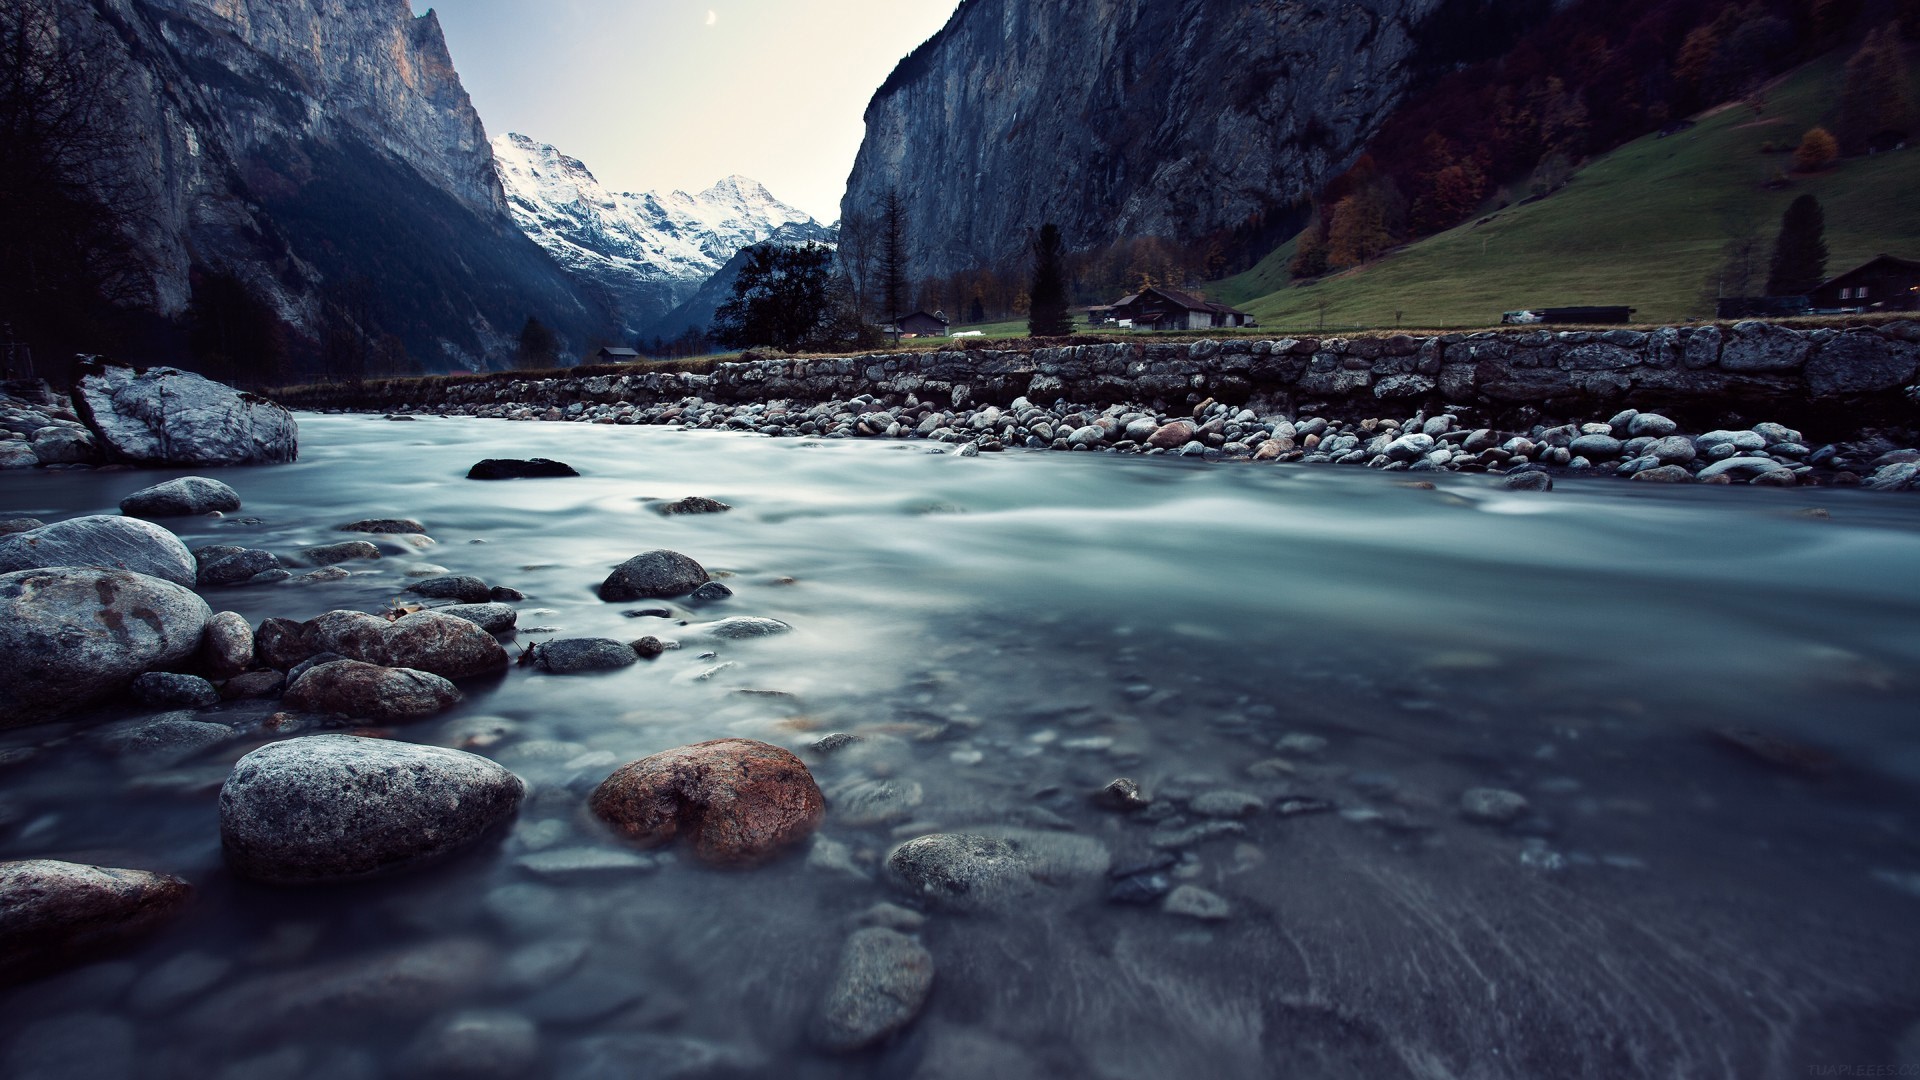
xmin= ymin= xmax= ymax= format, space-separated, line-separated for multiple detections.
xmin=493 ymin=134 xmax=828 ymax=336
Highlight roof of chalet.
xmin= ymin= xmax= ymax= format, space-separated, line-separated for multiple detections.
xmin=597 ymin=347 xmax=640 ymax=357
xmin=1818 ymin=254 xmax=1920 ymax=287
xmin=1111 ymin=286 xmax=1248 ymax=317
xmin=892 ymin=310 xmax=950 ymax=324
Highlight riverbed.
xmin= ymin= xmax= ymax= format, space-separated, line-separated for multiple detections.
xmin=3 ymin=413 xmax=1918 ymax=1078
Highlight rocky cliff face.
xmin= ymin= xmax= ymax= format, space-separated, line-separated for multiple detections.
xmin=841 ymin=0 xmax=1531 ymax=282
xmin=68 ymin=0 xmax=608 ymax=368
xmin=493 ymin=134 xmax=827 ymax=338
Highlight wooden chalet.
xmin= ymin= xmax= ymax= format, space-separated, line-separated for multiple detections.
xmin=1109 ymin=287 xmax=1253 ymax=331
xmin=595 ymin=347 xmax=641 ymax=363
xmin=1809 ymin=255 xmax=1920 ymax=312
xmin=890 ymin=311 xmax=950 ymax=337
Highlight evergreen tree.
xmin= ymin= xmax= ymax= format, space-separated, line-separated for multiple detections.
xmin=711 ymin=242 xmax=845 ymax=353
xmin=878 ymin=190 xmax=910 ymax=320
xmin=1027 ymin=224 xmax=1073 ymax=338
xmin=515 ymin=316 xmax=557 ymax=369
xmin=1290 ymin=211 xmax=1330 ymax=279
xmin=1766 ymin=194 xmax=1828 ymax=295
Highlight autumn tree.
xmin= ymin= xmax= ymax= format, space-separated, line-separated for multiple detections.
xmin=1766 ymin=194 xmax=1828 ymax=295
xmin=1835 ymin=26 xmax=1912 ymax=153
xmin=1027 ymin=223 xmax=1073 ymax=338
xmin=1289 ymin=211 xmax=1330 ymax=279
xmin=1792 ymin=126 xmax=1839 ymax=171
xmin=1327 ymin=189 xmax=1393 ymax=269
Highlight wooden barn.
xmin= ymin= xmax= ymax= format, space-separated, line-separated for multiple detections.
xmin=891 ymin=311 xmax=950 ymax=337
xmin=1109 ymin=287 xmax=1253 ymax=331
xmin=595 ymin=347 xmax=641 ymax=363
xmin=1809 ymin=255 xmax=1920 ymax=312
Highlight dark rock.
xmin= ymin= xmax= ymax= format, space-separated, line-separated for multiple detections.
xmin=0 ymin=515 xmax=196 ymax=587
xmin=488 ymin=585 xmax=525 ymax=602
xmin=130 ymin=672 xmax=220 ymax=708
xmin=0 ymin=517 xmax=45 ymax=536
xmin=1631 ymin=465 xmax=1694 ymax=483
xmin=0 ymin=568 xmax=211 ymax=726
xmin=1106 ymin=871 xmax=1173 ymax=905
xmin=1502 ymin=470 xmax=1553 ymax=492
xmin=436 ymin=602 xmax=517 ymax=634
xmin=302 ymin=610 xmax=391 ymax=665
xmin=339 ymin=518 xmax=426 ymax=534
xmin=885 ymin=833 xmax=1034 ymax=912
xmin=302 ymin=541 xmax=380 ymax=565
xmin=589 ymin=739 xmax=825 ymax=865
xmin=254 ymin=617 xmax=314 ymax=670
xmin=467 ymin=458 xmax=579 ymax=480
xmin=384 ymin=610 xmax=508 ymax=679
xmin=0 ymin=860 xmax=191 ymax=981
xmin=532 ymin=638 xmax=638 ymax=674
xmin=632 ymin=636 xmax=665 ymax=659
xmin=1712 ymin=727 xmax=1836 ymax=775
xmin=283 ymin=660 xmax=462 ymax=721
xmin=656 ymin=496 xmax=732 ymax=515
xmin=1146 ymin=421 xmax=1197 ymax=449
xmin=688 ymin=580 xmax=733 ymax=603
xmin=599 ymin=549 xmax=710 ymax=601
xmin=219 ymin=734 xmax=524 ymax=883
xmin=200 ymin=610 xmax=254 ymax=678
xmin=119 ymin=476 xmax=241 ymax=517
xmin=1093 ymin=778 xmax=1150 ymax=811
xmin=196 ymin=547 xmax=282 ymax=587
xmin=188 ymin=938 xmax=494 ymax=1037
xmin=406 ymin=574 xmax=493 ymax=603
xmin=221 ymin=670 xmax=285 ymax=699
xmin=89 ymin=714 xmax=235 ymax=760
xmin=810 ymin=927 xmax=935 ymax=1052
xmin=75 ymin=364 xmax=298 ymax=465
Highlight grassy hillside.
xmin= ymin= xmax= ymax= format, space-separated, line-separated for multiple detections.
xmin=1212 ymin=49 xmax=1920 ymax=332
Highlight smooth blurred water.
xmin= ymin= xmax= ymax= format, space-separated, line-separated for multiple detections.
xmin=2 ymin=414 xmax=1918 ymax=1078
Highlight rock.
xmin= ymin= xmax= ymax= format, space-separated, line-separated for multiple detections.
xmin=1501 ymin=470 xmax=1553 ymax=492
xmin=130 ymin=672 xmax=220 ymax=708
xmin=1162 ymin=884 xmax=1230 ymax=921
xmin=699 ymin=616 xmax=792 ymax=639
xmin=189 ymin=939 xmax=494 ymax=1037
xmin=1696 ymin=429 xmax=1768 ymax=452
xmin=219 ymin=734 xmax=524 ymax=883
xmin=302 ymin=541 xmax=380 ymax=565
xmin=1718 ymin=322 xmax=1809 ymax=371
xmin=340 ymin=518 xmax=426 ymax=534
xmin=0 ymin=517 xmax=45 ymax=535
xmin=220 ymin=670 xmax=284 ymax=699
xmin=398 ymin=1011 xmax=539 ymax=1079
xmin=73 ymin=364 xmax=298 ymax=465
xmin=406 ymin=574 xmax=493 ymax=603
xmin=0 ymin=515 xmax=196 ymax=586
xmin=1697 ymin=456 xmax=1790 ymax=481
xmin=283 ymin=660 xmax=462 ymax=721
xmin=829 ymin=777 xmax=925 ymax=826
xmin=89 ymin=714 xmax=235 ymax=759
xmin=1145 ymin=420 xmax=1197 ymax=449
xmin=598 ymin=549 xmax=710 ymax=601
xmin=632 ymin=636 xmax=665 ymax=659
xmin=466 ymin=458 xmax=579 ymax=479
xmin=119 ymin=476 xmax=242 ymax=518
xmin=1568 ymin=433 xmax=1623 ymax=459
xmin=0 ymin=441 xmax=37 ymax=468
xmin=1189 ymin=790 xmax=1264 ymax=818
xmin=1753 ymin=421 xmax=1804 ymax=445
xmin=1384 ymin=432 xmax=1436 ymax=462
xmin=30 ymin=424 xmax=96 ymax=464
xmin=436 ymin=602 xmax=517 ymax=634
xmin=302 ymin=610 xmax=391 ymax=664
xmin=1806 ymin=331 xmax=1919 ymax=396
xmin=0 ymin=860 xmax=191 ymax=980
xmin=1647 ymin=435 xmax=1697 ymax=464
xmin=688 ymin=580 xmax=733 ymax=604
xmin=200 ymin=611 xmax=254 ymax=678
xmin=384 ymin=611 xmax=508 ymax=679
xmin=589 ymin=739 xmax=825 ymax=865
xmin=810 ymin=928 xmax=935 ymax=1052
xmin=0 ymin=568 xmax=211 ymax=726
xmin=255 ymin=617 xmax=315 ymax=669
xmin=533 ymin=638 xmax=638 ymax=674
xmin=886 ymin=833 xmax=1031 ymax=912
xmin=1460 ymin=787 xmax=1530 ymax=824
xmin=1631 ymin=465 xmax=1694 ymax=483
xmin=1094 ymin=777 xmax=1150 ymax=811
xmin=1628 ymin=412 xmax=1679 ymax=437
xmin=196 ymin=547 xmax=282 ymax=587
xmin=656 ymin=496 xmax=732 ymax=515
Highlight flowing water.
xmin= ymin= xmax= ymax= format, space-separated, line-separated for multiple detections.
xmin=3 ymin=413 xmax=1920 ymax=1078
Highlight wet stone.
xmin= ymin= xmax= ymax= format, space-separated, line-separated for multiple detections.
xmin=0 ymin=860 xmax=192 ymax=979
xmin=119 ymin=476 xmax=241 ymax=518
xmin=656 ymin=496 xmax=732 ymax=515
xmin=130 ymin=671 xmax=220 ymax=709
xmin=339 ymin=518 xmax=426 ymax=534
xmin=435 ymin=602 xmax=517 ymax=634
xmin=1189 ymin=790 xmax=1265 ymax=818
xmin=1163 ymin=884 xmax=1231 ymax=921
xmin=688 ymin=580 xmax=733 ymax=603
xmin=533 ymin=638 xmax=638 ymax=674
xmin=598 ymin=549 xmax=710 ymax=601
xmin=406 ymin=574 xmax=494 ymax=604
xmin=466 ymin=457 xmax=578 ymax=480
xmin=1460 ymin=787 xmax=1531 ymax=825
xmin=810 ymin=927 xmax=935 ymax=1052
xmin=283 ymin=660 xmax=462 ymax=722
xmin=398 ymin=1011 xmax=539 ymax=1079
xmin=700 ymin=616 xmax=792 ymax=639
xmin=590 ymin=738 xmax=825 ymax=865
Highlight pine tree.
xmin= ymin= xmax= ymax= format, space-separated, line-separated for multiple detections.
xmin=515 ymin=316 xmax=557 ymax=369
xmin=878 ymin=190 xmax=910 ymax=321
xmin=1766 ymin=194 xmax=1828 ymax=295
xmin=1027 ymin=223 xmax=1073 ymax=338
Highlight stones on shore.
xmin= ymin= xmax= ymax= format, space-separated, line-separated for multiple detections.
xmin=466 ymin=457 xmax=579 ymax=480
xmin=810 ymin=927 xmax=935 ymax=1052
xmin=283 ymin=660 xmax=462 ymax=721
xmin=75 ymin=363 xmax=298 ymax=465
xmin=384 ymin=610 xmax=509 ymax=679
xmin=0 ymin=860 xmax=192 ymax=981
xmin=598 ymin=549 xmax=710 ymax=601
xmin=688 ymin=580 xmax=733 ymax=603
xmin=0 ymin=515 xmax=197 ymax=587
xmin=194 ymin=545 xmax=285 ymax=588
xmin=218 ymin=734 xmax=524 ymax=883
xmin=303 ymin=610 xmax=392 ymax=665
xmin=119 ymin=476 xmax=242 ymax=518
xmin=0 ymin=568 xmax=211 ymax=726
xmin=588 ymin=739 xmax=824 ymax=865
xmin=532 ymin=638 xmax=638 ymax=674
xmin=655 ymin=496 xmax=731 ymax=515
xmin=1094 ymin=777 xmax=1151 ymax=811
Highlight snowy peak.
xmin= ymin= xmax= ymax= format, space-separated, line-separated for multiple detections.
xmin=493 ymin=133 xmax=821 ymax=333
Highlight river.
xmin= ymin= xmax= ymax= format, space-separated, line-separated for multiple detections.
xmin=2 ymin=412 xmax=1918 ymax=1078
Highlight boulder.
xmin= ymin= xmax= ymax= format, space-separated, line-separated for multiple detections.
xmin=1631 ymin=465 xmax=1695 ymax=484
xmin=589 ymin=739 xmax=825 ymax=865
xmin=196 ymin=547 xmax=283 ymax=588
xmin=219 ymin=735 xmax=524 ymax=883
xmin=200 ymin=611 xmax=254 ymax=678
xmin=0 ymin=517 xmax=45 ymax=536
xmin=340 ymin=518 xmax=426 ymax=534
xmin=810 ymin=928 xmax=935 ymax=1052
xmin=466 ymin=458 xmax=579 ymax=480
xmin=699 ymin=616 xmax=793 ymax=640
xmin=283 ymin=660 xmax=462 ymax=721
xmin=0 ymin=515 xmax=196 ymax=587
xmin=73 ymin=364 xmax=297 ymax=465
xmin=656 ymin=497 xmax=732 ymax=515
xmin=406 ymin=575 xmax=493 ymax=604
xmin=1697 ymin=456 xmax=1790 ymax=481
xmin=302 ymin=541 xmax=380 ymax=565
xmin=384 ymin=611 xmax=508 ymax=679
xmin=254 ymin=617 xmax=315 ymax=670
xmin=436 ymin=602 xmax=517 ymax=634
xmin=885 ymin=833 xmax=1033 ymax=912
xmin=599 ymin=550 xmax=710 ymax=601
xmin=532 ymin=638 xmax=638 ymax=674
xmin=29 ymin=424 xmax=96 ymax=464
xmin=0 ymin=568 xmax=210 ymax=726
xmin=130 ymin=672 xmax=220 ymax=708
xmin=119 ymin=477 xmax=241 ymax=518
xmin=302 ymin=610 xmax=391 ymax=664
xmin=1501 ymin=470 xmax=1553 ymax=492
xmin=0 ymin=860 xmax=191 ymax=981
xmin=1145 ymin=421 xmax=1197 ymax=449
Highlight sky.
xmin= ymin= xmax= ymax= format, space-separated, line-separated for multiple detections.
xmin=414 ymin=1 xmax=960 ymax=222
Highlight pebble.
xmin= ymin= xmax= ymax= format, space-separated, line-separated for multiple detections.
xmin=1162 ymin=884 xmax=1231 ymax=921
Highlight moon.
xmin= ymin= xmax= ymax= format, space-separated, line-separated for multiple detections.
xmin=706 ymin=10 xmax=716 ymax=26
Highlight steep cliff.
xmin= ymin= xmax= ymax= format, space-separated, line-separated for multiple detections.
xmin=66 ymin=0 xmax=609 ymax=369
xmin=841 ymin=0 xmax=1545 ymax=282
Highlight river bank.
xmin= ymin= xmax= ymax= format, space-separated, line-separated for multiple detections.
xmin=1 ymin=415 xmax=1917 ymax=1077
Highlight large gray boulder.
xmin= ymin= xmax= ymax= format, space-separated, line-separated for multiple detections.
xmin=384 ymin=610 xmax=509 ymax=679
xmin=0 ymin=568 xmax=211 ymax=726
xmin=0 ymin=860 xmax=192 ymax=981
xmin=810 ymin=927 xmax=935 ymax=1052
xmin=598 ymin=549 xmax=710 ymax=601
xmin=74 ymin=364 xmax=297 ymax=465
xmin=0 ymin=515 xmax=196 ymax=586
xmin=219 ymin=734 xmax=524 ymax=883
xmin=120 ymin=476 xmax=242 ymax=518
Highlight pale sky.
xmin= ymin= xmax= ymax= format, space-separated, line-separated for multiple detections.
xmin=414 ymin=1 xmax=960 ymax=222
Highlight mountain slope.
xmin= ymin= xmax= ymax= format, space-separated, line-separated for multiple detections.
xmin=1215 ymin=49 xmax=1920 ymax=330
xmin=493 ymin=134 xmax=824 ymax=338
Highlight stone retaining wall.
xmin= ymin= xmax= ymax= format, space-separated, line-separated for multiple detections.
xmin=330 ymin=322 xmax=1920 ymax=436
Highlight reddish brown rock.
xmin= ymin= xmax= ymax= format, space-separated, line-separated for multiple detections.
xmin=383 ymin=610 xmax=508 ymax=680
xmin=254 ymin=617 xmax=314 ymax=670
xmin=589 ymin=739 xmax=824 ymax=865
xmin=1145 ymin=421 xmax=1197 ymax=450
xmin=303 ymin=610 xmax=391 ymax=665
xmin=1 ymin=860 xmax=191 ymax=982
